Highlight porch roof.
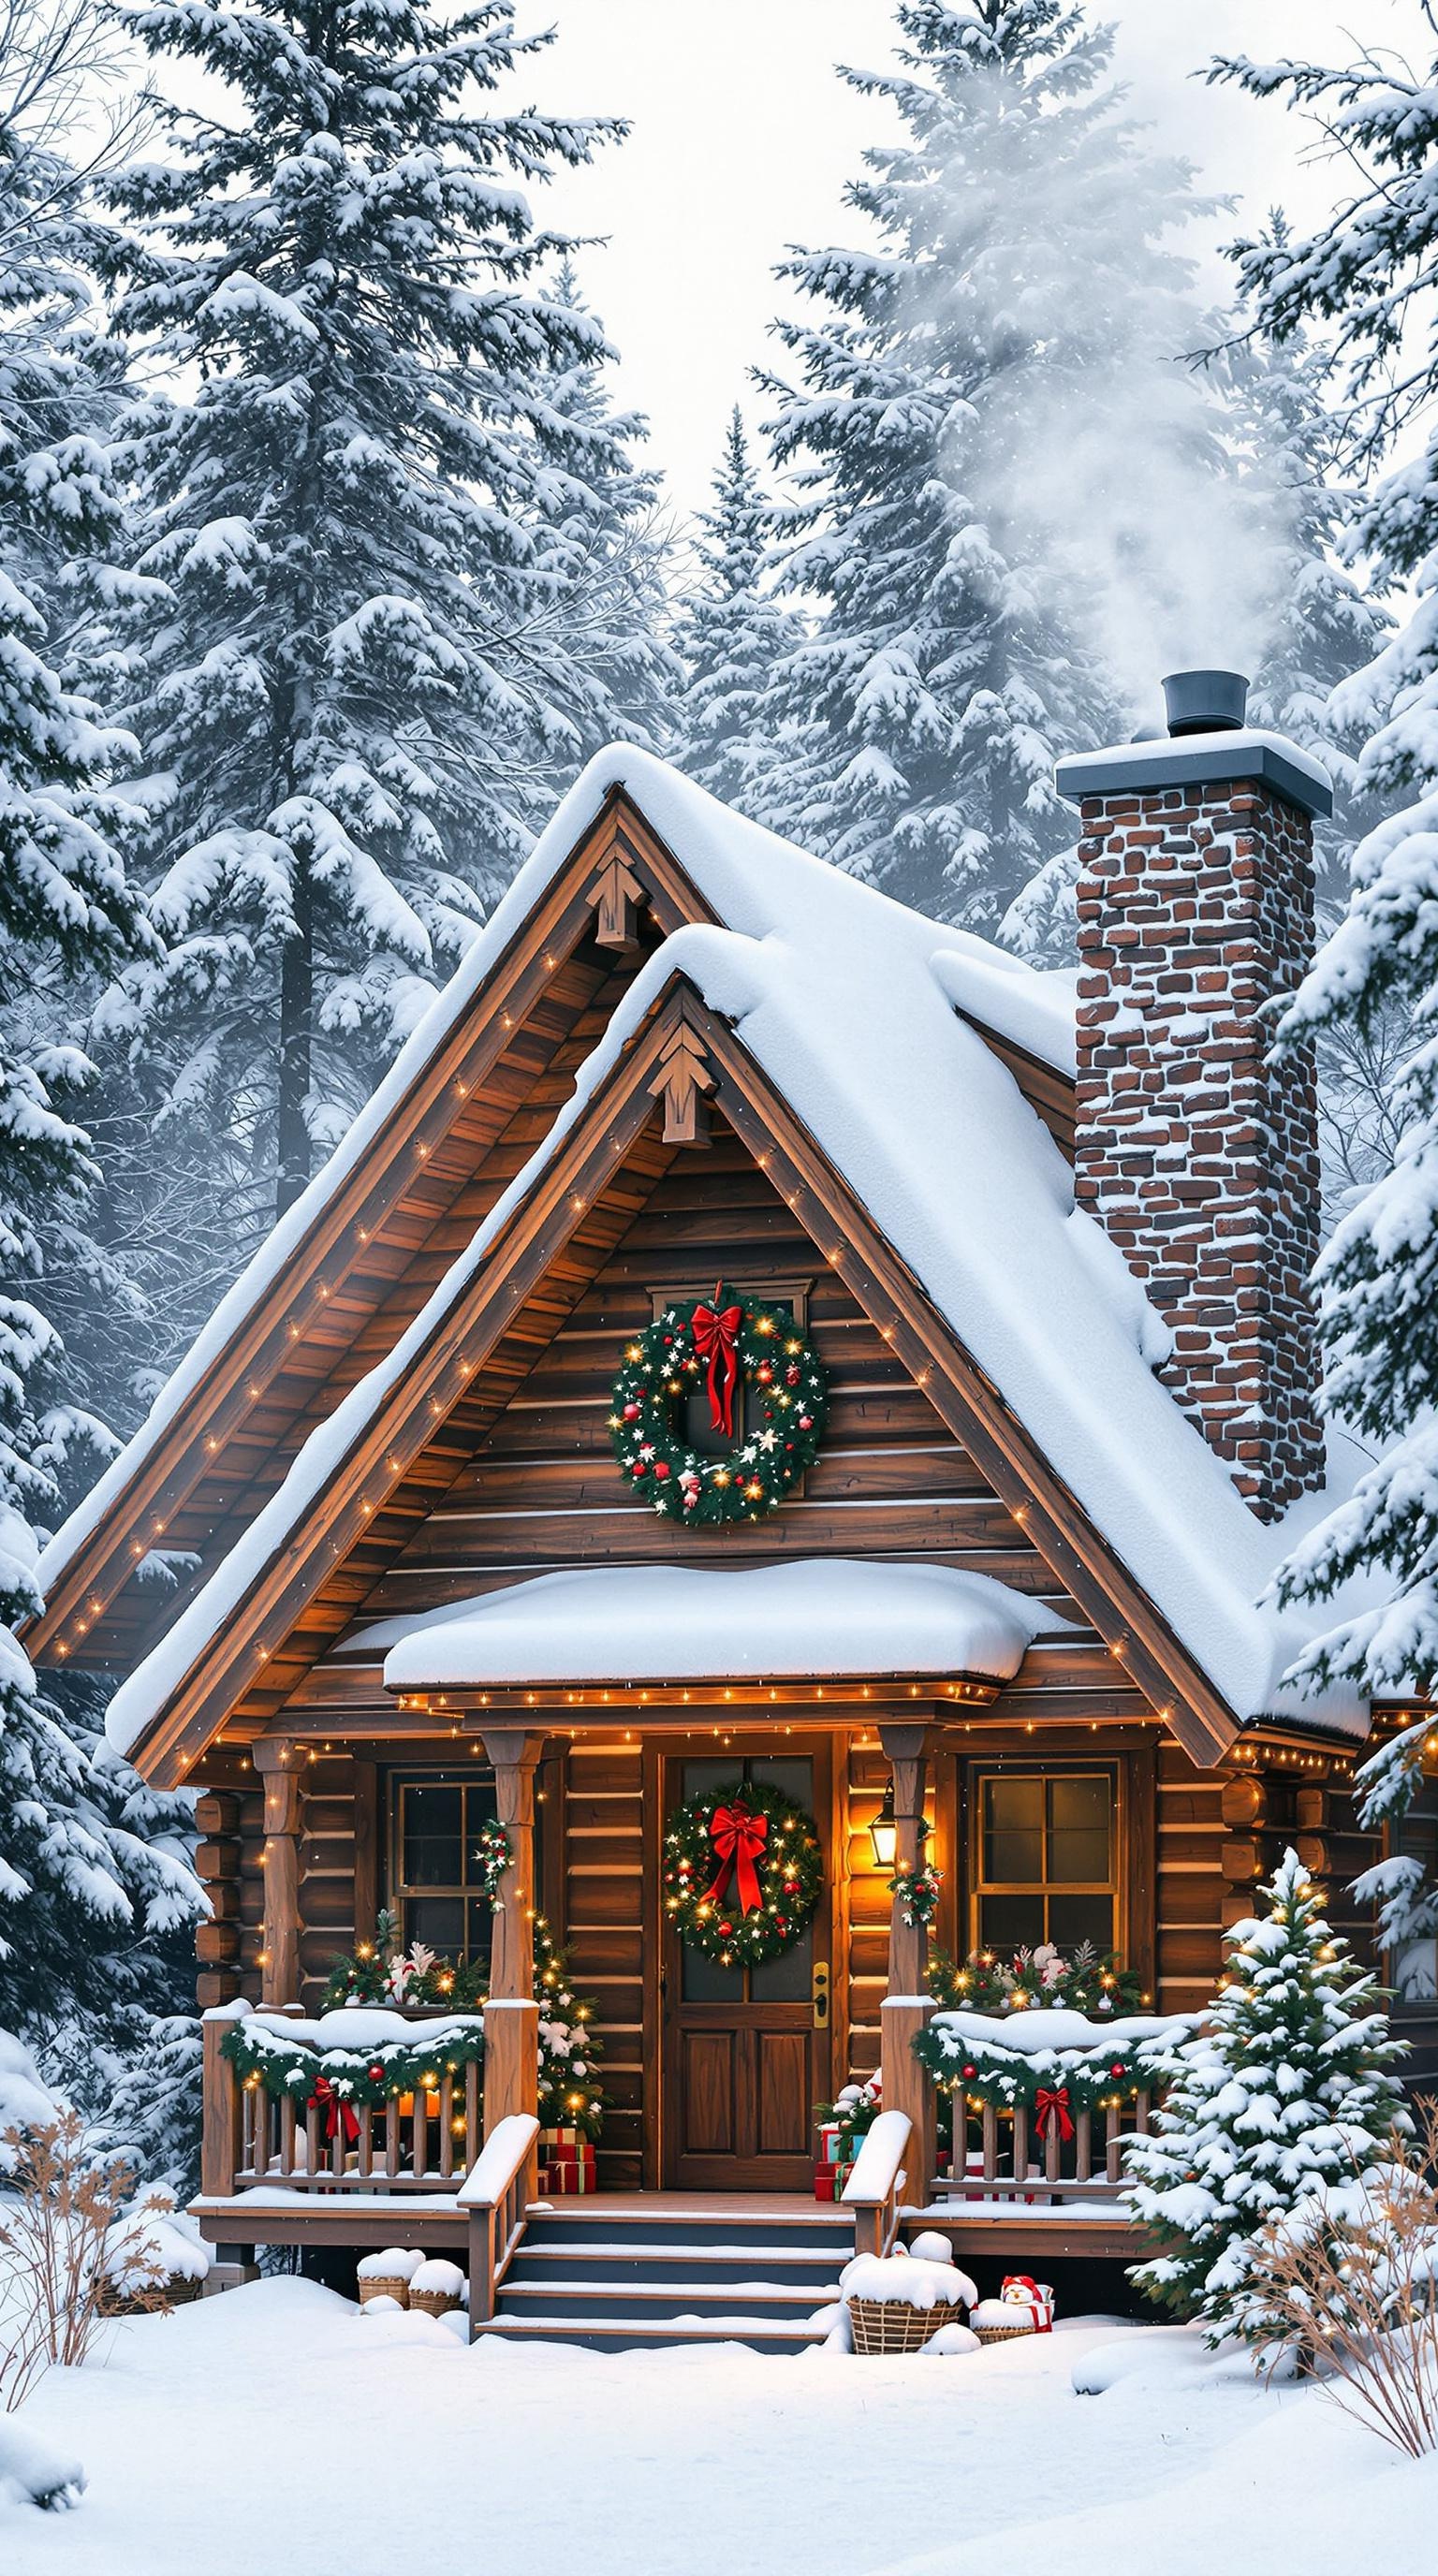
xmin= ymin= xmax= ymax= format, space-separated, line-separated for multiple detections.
xmin=360 ymin=1559 xmax=1069 ymax=1691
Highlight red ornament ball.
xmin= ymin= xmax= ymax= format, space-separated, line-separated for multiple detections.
xmin=632 ymin=1460 xmax=648 ymax=1478
xmin=654 ymin=1461 xmax=670 ymax=1479
xmin=623 ymin=1402 xmax=639 ymax=1421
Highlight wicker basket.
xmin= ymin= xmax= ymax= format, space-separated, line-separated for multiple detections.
xmin=847 ymin=2297 xmax=958 ymax=2356
xmin=973 ymin=2320 xmax=1034 ymax=2347
xmin=409 ymin=2286 xmax=464 ymax=2319
xmin=358 ymin=2275 xmax=412 ymax=2308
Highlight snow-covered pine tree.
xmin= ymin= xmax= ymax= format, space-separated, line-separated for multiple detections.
xmin=0 ymin=0 xmax=204 ymax=2050
xmin=754 ymin=0 xmax=1209 ymax=929
xmin=672 ymin=406 xmax=800 ymax=812
xmin=1213 ymin=43 xmax=1438 ymax=1885
xmin=1126 ymin=1850 xmax=1406 ymax=2343
xmin=525 ymin=260 xmax=679 ymax=790
xmin=93 ymin=0 xmax=637 ymax=1223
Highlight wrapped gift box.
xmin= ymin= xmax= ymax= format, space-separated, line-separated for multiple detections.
xmin=814 ymin=2159 xmax=853 ymax=2203
xmin=546 ymin=2143 xmax=597 ymax=2196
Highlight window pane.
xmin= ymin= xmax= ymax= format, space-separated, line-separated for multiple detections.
xmin=750 ymin=1925 xmax=813 ymax=2001
xmin=403 ymin=1784 xmax=462 ymax=1887
xmin=979 ymin=1893 xmax=1043 ymax=1953
xmin=1047 ymin=1776 xmax=1112 ymax=1885
xmin=982 ymin=1777 xmax=1043 ymax=1885
xmin=465 ymin=1898 xmax=494 ymax=1962
xmin=1048 ymin=1893 xmax=1114 ymax=1951
xmin=407 ymin=1895 xmax=464 ymax=1954
xmin=682 ymin=1943 xmax=742 ymax=2001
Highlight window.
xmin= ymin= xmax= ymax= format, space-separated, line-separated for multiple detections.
xmin=969 ymin=1766 xmax=1120 ymax=1954
xmin=648 ymin=1281 xmax=810 ymax=1463
xmin=389 ymin=1771 xmax=504 ymax=1961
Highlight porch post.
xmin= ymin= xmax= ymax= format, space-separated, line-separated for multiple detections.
xmin=479 ymin=1730 xmax=547 ymax=2184
xmin=255 ymin=1738 xmax=303 ymax=2005
xmin=878 ymin=1724 xmax=936 ymax=2202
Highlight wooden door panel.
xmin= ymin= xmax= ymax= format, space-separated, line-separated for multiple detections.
xmin=662 ymin=1738 xmax=836 ymax=2189
xmin=756 ymin=2028 xmax=810 ymax=2159
xmin=682 ymin=2031 xmax=737 ymax=2155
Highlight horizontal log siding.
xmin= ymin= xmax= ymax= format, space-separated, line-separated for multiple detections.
xmin=329 ymin=1130 xmax=1074 ymax=1652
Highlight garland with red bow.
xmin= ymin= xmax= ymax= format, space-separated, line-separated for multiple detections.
xmin=608 ymin=1286 xmax=828 ymax=1526
xmin=663 ymin=1778 xmax=824 ymax=1967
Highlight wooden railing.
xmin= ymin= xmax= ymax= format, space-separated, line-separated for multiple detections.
xmin=459 ymin=2114 xmax=539 ymax=2329
xmin=199 ymin=2001 xmax=481 ymax=2199
xmin=842 ymin=2109 xmax=912 ymax=2257
xmin=932 ymin=2088 xmax=1155 ymax=2207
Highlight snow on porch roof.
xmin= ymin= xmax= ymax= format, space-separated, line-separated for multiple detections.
xmin=361 ymin=1560 xmax=1073 ymax=1692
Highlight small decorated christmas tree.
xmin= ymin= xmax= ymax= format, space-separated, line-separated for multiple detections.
xmin=1126 ymin=1850 xmax=1406 ymax=2341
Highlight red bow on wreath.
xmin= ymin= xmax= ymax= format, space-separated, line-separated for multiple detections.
xmin=308 ymin=2075 xmax=360 ymax=2146
xmin=1033 ymin=2085 xmax=1075 ymax=2144
xmin=704 ymin=1802 xmax=769 ymax=1916
xmin=691 ymin=1293 xmax=742 ymax=1438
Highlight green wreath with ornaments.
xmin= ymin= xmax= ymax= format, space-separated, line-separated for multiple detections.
xmin=609 ymin=1283 xmax=828 ymax=1524
xmin=663 ymin=1777 xmax=824 ymax=1968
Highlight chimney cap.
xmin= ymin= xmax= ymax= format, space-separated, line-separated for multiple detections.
xmin=1161 ymin=669 xmax=1249 ymax=737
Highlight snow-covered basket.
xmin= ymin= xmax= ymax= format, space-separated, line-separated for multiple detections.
xmin=841 ymin=2251 xmax=971 ymax=2356
xmin=409 ymin=2258 xmax=468 ymax=2318
xmin=357 ymin=2247 xmax=425 ymax=2308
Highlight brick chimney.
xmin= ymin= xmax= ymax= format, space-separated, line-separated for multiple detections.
xmin=1055 ymin=671 xmax=1332 ymax=1522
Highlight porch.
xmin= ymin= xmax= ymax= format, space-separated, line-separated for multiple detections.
xmin=194 ymin=1986 xmax=1158 ymax=2342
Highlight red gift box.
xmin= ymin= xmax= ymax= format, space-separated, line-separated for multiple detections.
xmin=548 ymin=2144 xmax=597 ymax=2196
xmin=814 ymin=2159 xmax=853 ymax=2203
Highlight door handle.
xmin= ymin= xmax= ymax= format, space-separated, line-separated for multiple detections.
xmin=812 ymin=1962 xmax=830 ymax=2029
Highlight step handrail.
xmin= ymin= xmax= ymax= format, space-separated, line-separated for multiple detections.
xmin=841 ymin=2108 xmax=911 ymax=2257
xmin=460 ymin=2114 xmax=539 ymax=2331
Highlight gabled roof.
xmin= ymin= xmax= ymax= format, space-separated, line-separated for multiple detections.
xmin=41 ymin=747 xmax=1364 ymax=1775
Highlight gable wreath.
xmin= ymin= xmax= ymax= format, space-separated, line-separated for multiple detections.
xmin=663 ymin=1777 xmax=824 ymax=1968
xmin=609 ymin=1283 xmax=828 ymax=1524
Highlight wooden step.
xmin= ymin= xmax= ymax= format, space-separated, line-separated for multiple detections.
xmin=476 ymin=2313 xmax=829 ymax=2354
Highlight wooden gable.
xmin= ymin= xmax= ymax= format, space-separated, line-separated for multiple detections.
xmin=61 ymin=929 xmax=1256 ymax=1787
xmin=33 ymin=780 xmax=1076 ymax=1690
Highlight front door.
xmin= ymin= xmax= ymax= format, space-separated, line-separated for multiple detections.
xmin=661 ymin=1747 xmax=834 ymax=2190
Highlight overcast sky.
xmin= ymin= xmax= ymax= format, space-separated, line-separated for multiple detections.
xmin=517 ymin=1 xmax=1412 ymax=522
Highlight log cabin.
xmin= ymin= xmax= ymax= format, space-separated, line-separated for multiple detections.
xmin=26 ymin=669 xmax=1434 ymax=2342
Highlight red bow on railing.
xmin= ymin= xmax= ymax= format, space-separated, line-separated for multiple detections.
xmin=1033 ymin=2086 xmax=1075 ymax=2144
xmin=704 ymin=1801 xmax=769 ymax=1917
xmin=308 ymin=2075 xmax=360 ymax=2146
xmin=691 ymin=1294 xmax=742 ymax=1437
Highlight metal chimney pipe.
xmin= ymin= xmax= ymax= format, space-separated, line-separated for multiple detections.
xmin=1161 ymin=669 xmax=1249 ymax=737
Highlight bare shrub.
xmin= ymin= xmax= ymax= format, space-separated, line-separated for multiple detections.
xmin=0 ymin=2115 xmax=169 ymax=2411
xmin=1249 ymin=2097 xmax=1438 ymax=2459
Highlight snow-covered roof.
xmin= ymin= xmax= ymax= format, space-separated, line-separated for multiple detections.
xmin=361 ymin=1560 xmax=1069 ymax=1692
xmin=83 ymin=746 xmax=1363 ymax=1761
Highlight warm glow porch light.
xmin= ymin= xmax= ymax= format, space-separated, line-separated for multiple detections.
xmin=869 ymin=1781 xmax=933 ymax=1872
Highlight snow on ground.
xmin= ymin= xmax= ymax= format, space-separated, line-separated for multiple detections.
xmin=3 ymin=2277 xmax=1433 ymax=2574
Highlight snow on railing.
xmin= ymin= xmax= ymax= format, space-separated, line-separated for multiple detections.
xmin=842 ymin=2109 xmax=912 ymax=2257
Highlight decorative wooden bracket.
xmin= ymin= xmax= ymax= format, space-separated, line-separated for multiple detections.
xmin=648 ymin=1024 xmax=714 ymax=1146
xmin=586 ymin=852 xmax=646 ymax=952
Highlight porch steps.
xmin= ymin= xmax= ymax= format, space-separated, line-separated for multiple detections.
xmin=477 ymin=2205 xmax=853 ymax=2354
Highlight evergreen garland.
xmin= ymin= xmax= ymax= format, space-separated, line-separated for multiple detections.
xmin=223 ymin=2014 xmax=486 ymax=2112
xmin=914 ymin=2016 xmax=1170 ymax=2118
xmin=609 ymin=1287 xmax=827 ymax=1524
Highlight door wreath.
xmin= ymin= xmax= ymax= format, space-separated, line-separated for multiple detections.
xmin=609 ymin=1283 xmax=828 ymax=1524
xmin=663 ymin=1778 xmax=824 ymax=1968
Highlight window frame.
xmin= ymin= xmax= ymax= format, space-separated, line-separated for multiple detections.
xmin=647 ymin=1275 xmax=814 ymax=1467
xmin=386 ymin=1764 xmax=505 ymax=1965
xmin=963 ymin=1758 xmax=1127 ymax=1960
